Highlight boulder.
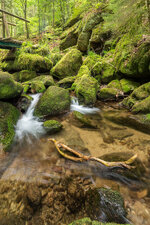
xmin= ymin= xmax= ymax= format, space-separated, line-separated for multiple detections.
xmin=30 ymin=75 xmax=55 ymax=87
xmin=77 ymin=31 xmax=91 ymax=52
xmin=58 ymin=76 xmax=76 ymax=89
xmin=0 ymin=101 xmax=20 ymax=151
xmin=43 ymin=120 xmax=62 ymax=134
xmin=122 ymin=82 xmax=150 ymax=113
xmin=83 ymin=55 xmax=101 ymax=71
xmin=18 ymin=53 xmax=53 ymax=72
xmin=120 ymin=79 xmax=139 ymax=94
xmin=50 ymin=49 xmax=82 ymax=79
xmin=74 ymin=74 xmax=98 ymax=105
xmin=0 ymin=71 xmax=23 ymax=100
xmin=16 ymin=94 xmax=32 ymax=112
xmin=31 ymin=81 xmax=46 ymax=93
xmin=34 ymin=86 xmax=70 ymax=117
xmin=13 ymin=70 xmax=37 ymax=82
xmin=98 ymin=87 xmax=118 ymax=101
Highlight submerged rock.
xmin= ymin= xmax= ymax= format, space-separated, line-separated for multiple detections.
xmin=85 ymin=188 xmax=128 ymax=224
xmin=0 ymin=102 xmax=20 ymax=151
xmin=0 ymin=71 xmax=23 ymax=100
xmin=51 ymin=49 xmax=82 ymax=79
xmin=34 ymin=86 xmax=70 ymax=117
xmin=43 ymin=120 xmax=62 ymax=134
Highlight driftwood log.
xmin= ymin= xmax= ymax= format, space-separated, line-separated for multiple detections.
xmin=49 ymin=138 xmax=137 ymax=169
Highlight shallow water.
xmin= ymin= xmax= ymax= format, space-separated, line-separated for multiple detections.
xmin=0 ymin=102 xmax=150 ymax=224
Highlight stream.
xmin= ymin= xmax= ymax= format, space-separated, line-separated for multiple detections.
xmin=0 ymin=95 xmax=150 ymax=224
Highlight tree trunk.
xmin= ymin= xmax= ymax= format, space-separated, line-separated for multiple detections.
xmin=24 ymin=0 xmax=29 ymax=39
xmin=52 ymin=0 xmax=55 ymax=27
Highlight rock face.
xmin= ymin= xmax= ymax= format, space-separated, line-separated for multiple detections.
xmin=74 ymin=74 xmax=98 ymax=105
xmin=0 ymin=102 xmax=20 ymax=151
xmin=85 ymin=188 xmax=127 ymax=224
xmin=34 ymin=86 xmax=70 ymax=117
xmin=51 ymin=49 xmax=82 ymax=79
xmin=43 ymin=120 xmax=62 ymax=134
xmin=0 ymin=71 xmax=23 ymax=100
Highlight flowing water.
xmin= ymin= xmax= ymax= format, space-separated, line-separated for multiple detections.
xmin=0 ymin=96 xmax=150 ymax=225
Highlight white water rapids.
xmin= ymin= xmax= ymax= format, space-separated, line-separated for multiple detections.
xmin=15 ymin=94 xmax=45 ymax=142
xmin=15 ymin=95 xmax=100 ymax=142
xmin=70 ymin=97 xmax=100 ymax=114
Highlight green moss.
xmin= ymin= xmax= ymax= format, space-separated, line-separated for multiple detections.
xmin=132 ymin=96 xmax=150 ymax=114
xmin=120 ymin=78 xmax=139 ymax=94
xmin=0 ymin=102 xmax=20 ymax=151
xmin=83 ymin=54 xmax=101 ymax=71
xmin=31 ymin=81 xmax=46 ymax=93
xmin=30 ymin=75 xmax=55 ymax=87
xmin=51 ymin=49 xmax=82 ymax=79
xmin=75 ymin=74 xmax=98 ymax=105
xmin=18 ymin=53 xmax=53 ymax=73
xmin=58 ymin=76 xmax=76 ymax=89
xmin=34 ymin=86 xmax=70 ymax=117
xmin=92 ymin=62 xmax=102 ymax=77
xmin=108 ymin=80 xmax=122 ymax=90
xmin=18 ymin=70 xmax=37 ymax=82
xmin=0 ymin=71 xmax=23 ymax=100
xmin=98 ymin=87 xmax=118 ymax=101
xmin=1 ymin=60 xmax=20 ymax=73
xmin=43 ymin=120 xmax=62 ymax=134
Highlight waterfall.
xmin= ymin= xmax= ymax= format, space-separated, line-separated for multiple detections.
xmin=70 ymin=97 xmax=100 ymax=114
xmin=15 ymin=94 xmax=45 ymax=142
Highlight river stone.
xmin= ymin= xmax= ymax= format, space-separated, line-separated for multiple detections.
xmin=34 ymin=86 xmax=70 ymax=117
xmin=85 ymin=188 xmax=127 ymax=224
xmin=50 ymin=49 xmax=82 ymax=79
xmin=0 ymin=71 xmax=23 ymax=100
xmin=43 ymin=120 xmax=62 ymax=134
xmin=0 ymin=101 xmax=20 ymax=151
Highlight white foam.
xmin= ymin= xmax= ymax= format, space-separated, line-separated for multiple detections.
xmin=70 ymin=97 xmax=100 ymax=114
xmin=15 ymin=94 xmax=45 ymax=142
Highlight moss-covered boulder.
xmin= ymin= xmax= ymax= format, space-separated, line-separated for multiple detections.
xmin=114 ymin=35 xmax=150 ymax=79
xmin=58 ymin=76 xmax=76 ymax=89
xmin=0 ymin=71 xmax=23 ymax=100
xmin=30 ymin=75 xmax=55 ymax=87
xmin=31 ymin=81 xmax=46 ymax=93
xmin=16 ymin=94 xmax=32 ymax=112
xmin=83 ymin=55 xmax=101 ymax=71
xmin=1 ymin=60 xmax=20 ymax=73
xmin=74 ymin=74 xmax=98 ymax=105
xmin=69 ymin=218 xmax=129 ymax=225
xmin=0 ymin=102 xmax=20 ymax=151
xmin=120 ymin=79 xmax=140 ymax=94
xmin=122 ymin=82 xmax=150 ymax=113
xmin=13 ymin=70 xmax=37 ymax=82
xmin=34 ymin=86 xmax=70 ymax=117
xmin=18 ymin=53 xmax=53 ymax=73
xmin=77 ymin=31 xmax=91 ymax=52
xmin=107 ymin=80 xmax=122 ymax=90
xmin=98 ymin=87 xmax=118 ymax=101
xmin=85 ymin=188 xmax=127 ymax=224
xmin=43 ymin=120 xmax=62 ymax=134
xmin=50 ymin=49 xmax=82 ymax=79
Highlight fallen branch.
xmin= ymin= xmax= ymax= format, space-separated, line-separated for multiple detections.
xmin=49 ymin=138 xmax=137 ymax=169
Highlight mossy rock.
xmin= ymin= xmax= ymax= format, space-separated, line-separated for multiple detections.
xmin=31 ymin=81 xmax=46 ymax=93
xmin=16 ymin=94 xmax=32 ymax=112
xmin=43 ymin=120 xmax=62 ymax=134
xmin=120 ymin=79 xmax=139 ymax=94
xmin=51 ymin=49 xmax=82 ymax=79
xmin=0 ymin=71 xmax=23 ymax=100
xmin=34 ymin=86 xmax=70 ymax=117
xmin=92 ymin=62 xmax=102 ymax=77
xmin=77 ymin=31 xmax=91 ymax=52
xmin=83 ymin=55 xmax=101 ymax=71
xmin=85 ymin=188 xmax=127 ymax=224
xmin=98 ymin=88 xmax=118 ymax=101
xmin=0 ymin=102 xmax=20 ymax=151
xmin=122 ymin=82 xmax=150 ymax=112
xmin=49 ymin=52 xmax=62 ymax=66
xmin=1 ymin=60 xmax=20 ymax=73
xmin=18 ymin=53 xmax=53 ymax=73
xmin=74 ymin=74 xmax=98 ymax=105
xmin=15 ymin=70 xmax=37 ymax=82
xmin=107 ymin=80 xmax=122 ymax=90
xmin=60 ymin=28 xmax=78 ymax=50
xmin=58 ymin=76 xmax=76 ymax=89
xmin=101 ymin=62 xmax=115 ymax=83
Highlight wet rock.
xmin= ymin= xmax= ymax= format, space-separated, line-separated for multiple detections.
xmin=51 ymin=49 xmax=82 ymax=79
xmin=0 ymin=102 xmax=20 ymax=151
xmin=17 ymin=94 xmax=32 ymax=112
xmin=85 ymin=187 xmax=127 ymax=224
xmin=27 ymin=184 xmax=41 ymax=206
xmin=43 ymin=120 xmax=62 ymax=134
xmin=0 ymin=71 xmax=23 ymax=100
xmin=34 ymin=86 xmax=70 ymax=117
